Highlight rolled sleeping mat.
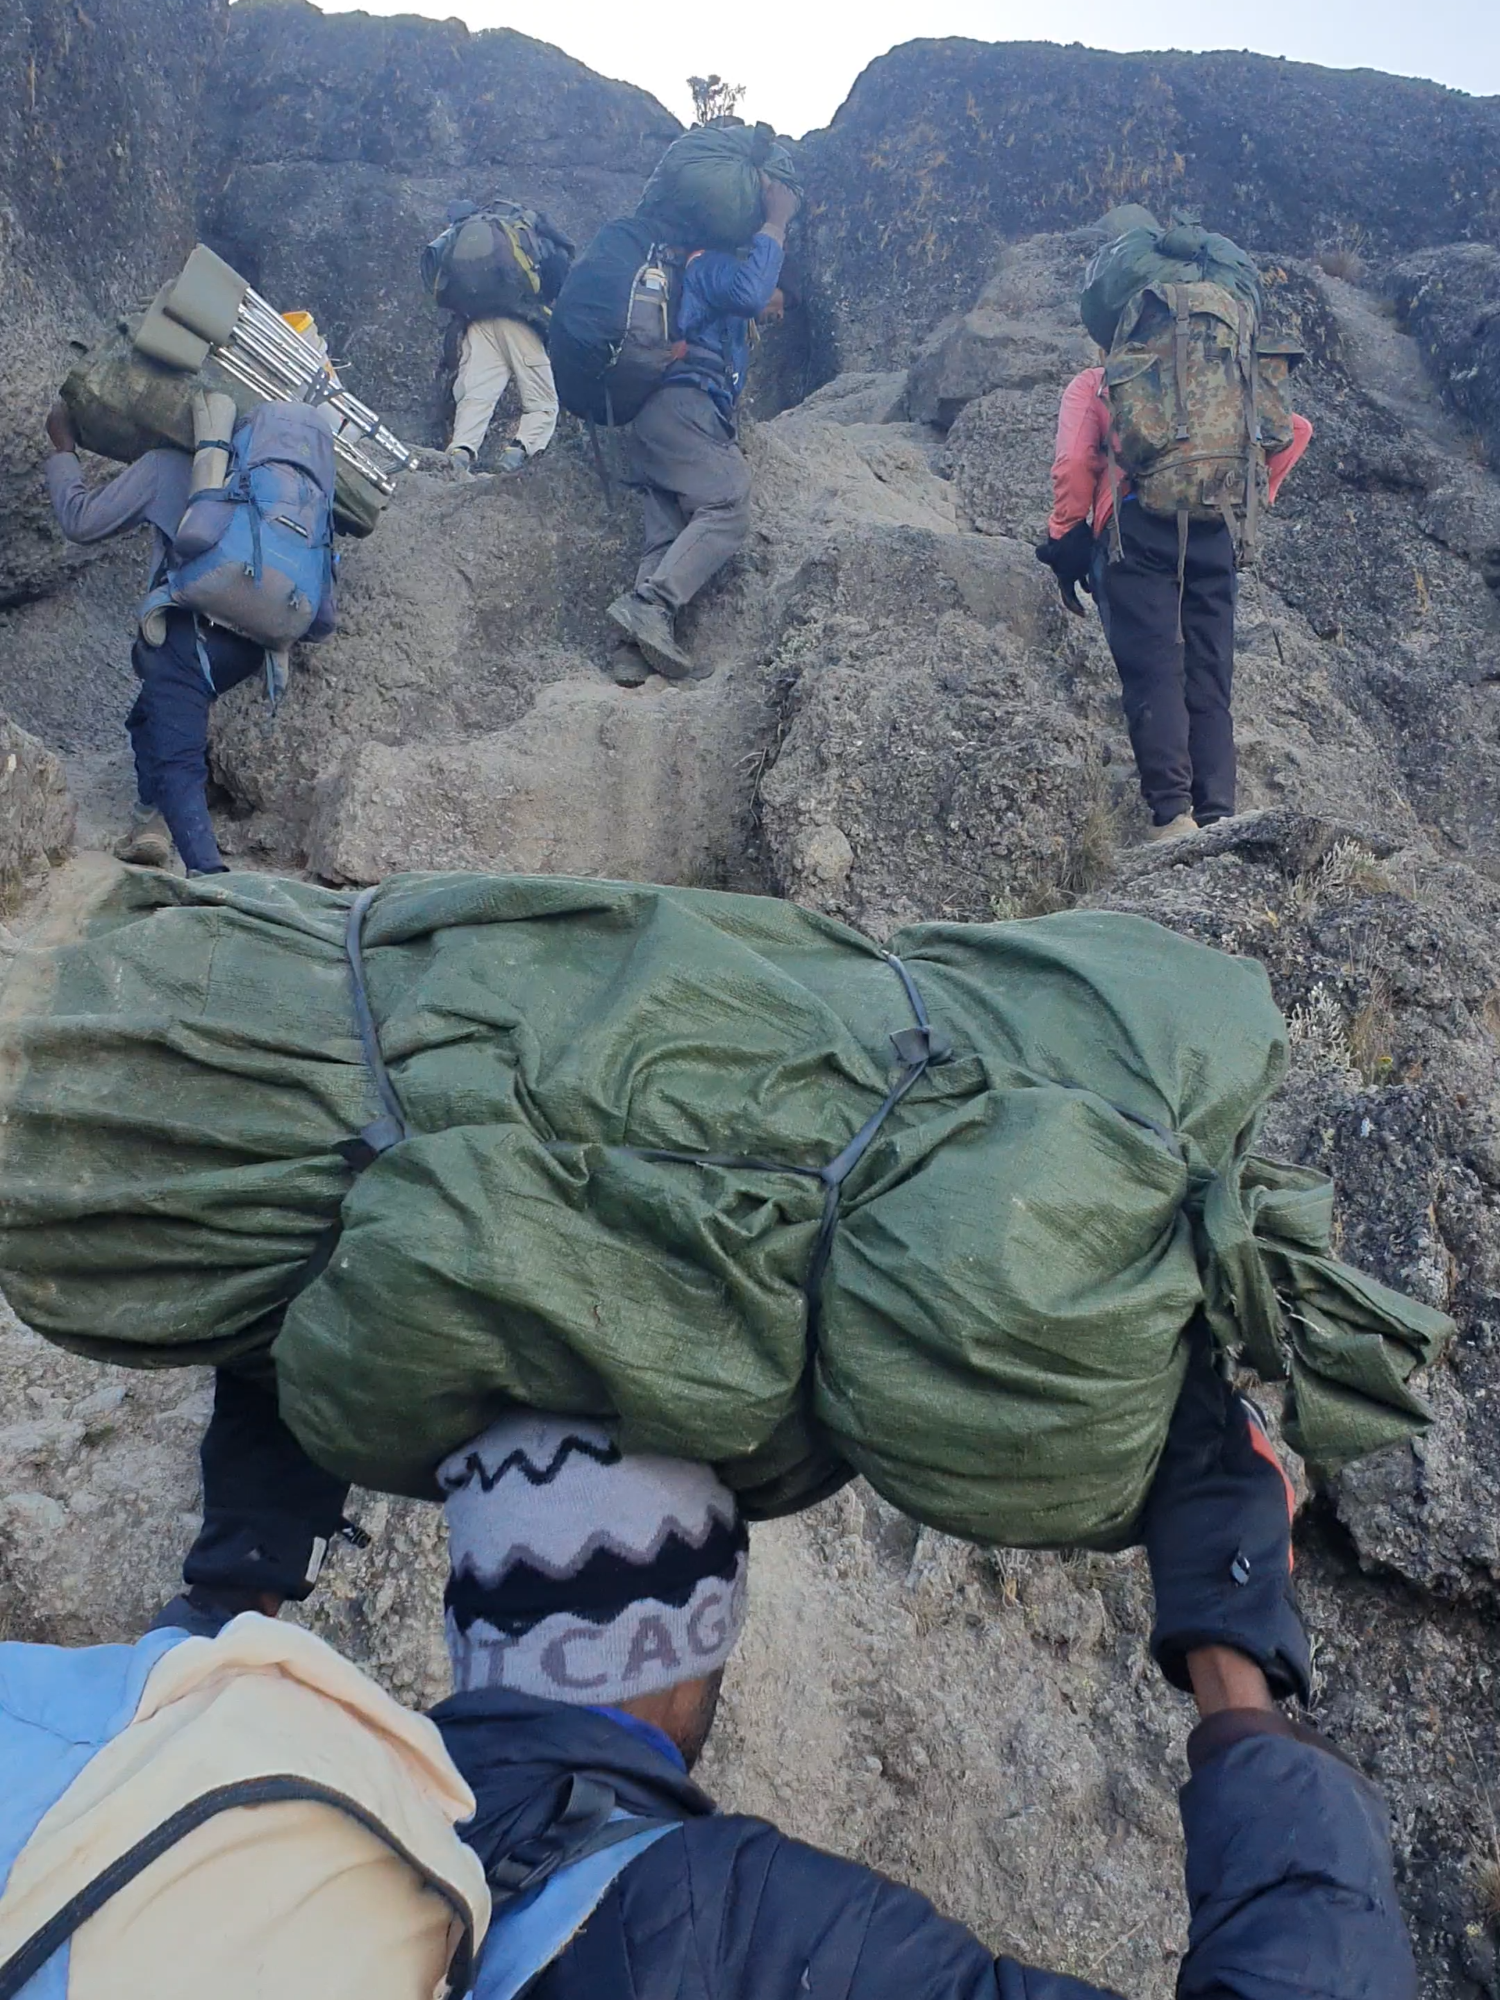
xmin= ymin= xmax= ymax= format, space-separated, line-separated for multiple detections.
xmin=131 ymin=284 xmax=212 ymax=373
xmin=189 ymin=389 xmax=238 ymax=495
xmin=162 ymin=243 xmax=250 ymax=347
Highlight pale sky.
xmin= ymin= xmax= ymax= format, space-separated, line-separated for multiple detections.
xmin=313 ymin=0 xmax=1499 ymax=136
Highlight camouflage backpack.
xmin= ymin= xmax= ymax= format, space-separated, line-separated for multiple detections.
xmin=1102 ymin=279 xmax=1298 ymax=565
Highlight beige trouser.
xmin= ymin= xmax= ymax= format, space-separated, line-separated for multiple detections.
xmin=450 ymin=315 xmax=559 ymax=458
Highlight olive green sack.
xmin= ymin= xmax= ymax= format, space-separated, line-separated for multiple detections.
xmin=0 ymin=868 xmax=1450 ymax=1547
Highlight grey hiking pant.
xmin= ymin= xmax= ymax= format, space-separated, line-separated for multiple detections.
xmin=626 ymin=384 xmax=753 ymax=614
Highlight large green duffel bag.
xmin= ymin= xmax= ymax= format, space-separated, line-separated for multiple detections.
xmin=60 ymin=320 xmax=387 ymax=539
xmin=0 ymin=867 xmax=1449 ymax=1546
xmin=637 ymin=121 xmax=801 ymax=252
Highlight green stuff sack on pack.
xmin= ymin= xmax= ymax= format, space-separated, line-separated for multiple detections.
xmin=1080 ymin=221 xmax=1264 ymax=352
xmin=0 ymin=868 xmax=1450 ymax=1547
xmin=637 ymin=122 xmax=801 ymax=252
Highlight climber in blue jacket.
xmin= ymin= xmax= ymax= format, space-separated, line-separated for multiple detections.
xmin=149 ymin=1325 xmax=1417 ymax=2000
xmin=606 ymin=174 xmax=799 ymax=684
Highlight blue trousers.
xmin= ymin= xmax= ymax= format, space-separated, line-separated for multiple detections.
xmin=127 ymin=610 xmax=263 ymax=873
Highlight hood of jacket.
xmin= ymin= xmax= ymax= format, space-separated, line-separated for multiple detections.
xmin=429 ymin=1687 xmax=715 ymax=1880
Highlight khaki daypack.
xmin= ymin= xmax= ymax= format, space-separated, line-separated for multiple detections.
xmin=0 ymin=1617 xmax=490 ymax=2000
xmin=1103 ymin=279 xmax=1300 ymax=571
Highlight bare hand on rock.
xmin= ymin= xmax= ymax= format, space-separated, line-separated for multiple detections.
xmin=45 ymin=398 xmax=78 ymax=455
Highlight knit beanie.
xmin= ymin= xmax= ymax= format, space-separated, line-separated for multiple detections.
xmin=438 ymin=1413 xmax=749 ymax=1705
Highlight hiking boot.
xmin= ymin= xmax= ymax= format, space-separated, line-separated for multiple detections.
xmin=1145 ymin=812 xmax=1199 ymax=844
xmin=610 ymin=651 xmax=652 ymax=688
xmin=605 ymin=592 xmax=697 ymax=680
xmin=497 ymin=442 xmax=528 ymax=474
xmin=114 ymin=806 xmax=174 ymax=868
xmin=444 ymin=444 xmax=476 ymax=478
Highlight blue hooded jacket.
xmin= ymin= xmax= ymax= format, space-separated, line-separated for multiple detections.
xmin=665 ymin=232 xmax=785 ymax=416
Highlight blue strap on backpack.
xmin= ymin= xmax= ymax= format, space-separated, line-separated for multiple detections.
xmin=474 ymin=1812 xmax=678 ymax=1999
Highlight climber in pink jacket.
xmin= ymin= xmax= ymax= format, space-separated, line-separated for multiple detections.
xmin=1042 ymin=364 xmax=1313 ymax=840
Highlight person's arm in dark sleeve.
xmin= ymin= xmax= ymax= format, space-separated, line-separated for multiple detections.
xmin=1144 ymin=1332 xmax=1418 ymax=2000
xmin=687 ymin=233 xmax=786 ymax=321
xmin=609 ymin=1810 xmax=1118 ymax=2000
xmin=45 ymin=447 xmax=172 ymax=544
xmin=1178 ymin=1707 xmax=1416 ymax=2000
xmin=148 ymin=1368 xmax=352 ymax=1637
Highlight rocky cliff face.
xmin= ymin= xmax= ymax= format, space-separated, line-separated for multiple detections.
xmin=0 ymin=0 xmax=221 ymax=604
xmin=3 ymin=10 xmax=1500 ymax=1996
xmin=201 ymin=0 xmax=680 ymax=435
xmin=1394 ymin=242 xmax=1500 ymax=487
xmin=799 ymin=40 xmax=1500 ymax=374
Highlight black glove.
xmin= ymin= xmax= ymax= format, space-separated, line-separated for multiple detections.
xmin=1141 ymin=1329 xmax=1311 ymax=1704
xmin=1034 ymin=519 xmax=1095 ymax=589
xmin=181 ymin=1370 xmax=353 ymax=1604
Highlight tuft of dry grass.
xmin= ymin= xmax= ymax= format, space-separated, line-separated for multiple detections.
xmin=1061 ymin=795 xmax=1120 ymax=900
xmin=1348 ymin=973 xmax=1397 ymax=1086
xmin=1286 ymin=839 xmax=1402 ymax=918
xmin=1318 ymin=246 xmax=1366 ymax=284
xmin=1316 ymin=227 xmax=1369 ymax=286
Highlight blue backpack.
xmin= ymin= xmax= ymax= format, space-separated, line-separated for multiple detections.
xmin=158 ymin=401 xmax=338 ymax=653
xmin=0 ymin=1627 xmax=676 ymax=2000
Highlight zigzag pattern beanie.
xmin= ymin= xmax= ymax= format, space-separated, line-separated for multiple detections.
xmin=438 ymin=1413 xmax=749 ymax=1704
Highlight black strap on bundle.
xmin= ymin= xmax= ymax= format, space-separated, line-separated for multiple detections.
xmin=614 ymin=950 xmax=953 ymax=1334
xmin=338 ymin=884 xmax=409 ymax=1171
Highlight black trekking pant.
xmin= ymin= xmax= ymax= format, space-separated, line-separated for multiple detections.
xmin=127 ymin=609 xmax=264 ymax=873
xmin=1092 ymin=504 xmax=1238 ymax=826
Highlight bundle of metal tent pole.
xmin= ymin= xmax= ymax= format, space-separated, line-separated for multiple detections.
xmin=132 ymin=243 xmax=414 ymax=498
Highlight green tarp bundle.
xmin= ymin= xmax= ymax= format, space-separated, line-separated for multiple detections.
xmin=637 ymin=122 xmax=802 ymax=252
xmin=0 ymin=867 xmax=1450 ymax=1547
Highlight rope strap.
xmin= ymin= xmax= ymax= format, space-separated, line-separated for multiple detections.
xmin=339 ymin=886 xmax=409 ymax=1170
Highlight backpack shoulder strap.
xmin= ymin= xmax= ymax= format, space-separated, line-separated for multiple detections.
xmin=475 ymin=1808 xmax=680 ymax=2000
xmin=0 ymin=1776 xmax=478 ymax=2000
xmin=1169 ymin=284 xmax=1192 ymax=443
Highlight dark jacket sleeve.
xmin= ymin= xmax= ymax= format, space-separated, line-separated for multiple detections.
xmin=583 ymin=1812 xmax=1116 ymax=2000
xmin=1177 ymin=1713 xmax=1417 ymax=2000
xmin=561 ymin=1712 xmax=1413 ymax=2000
xmin=569 ymin=1812 xmax=1007 ymax=1999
